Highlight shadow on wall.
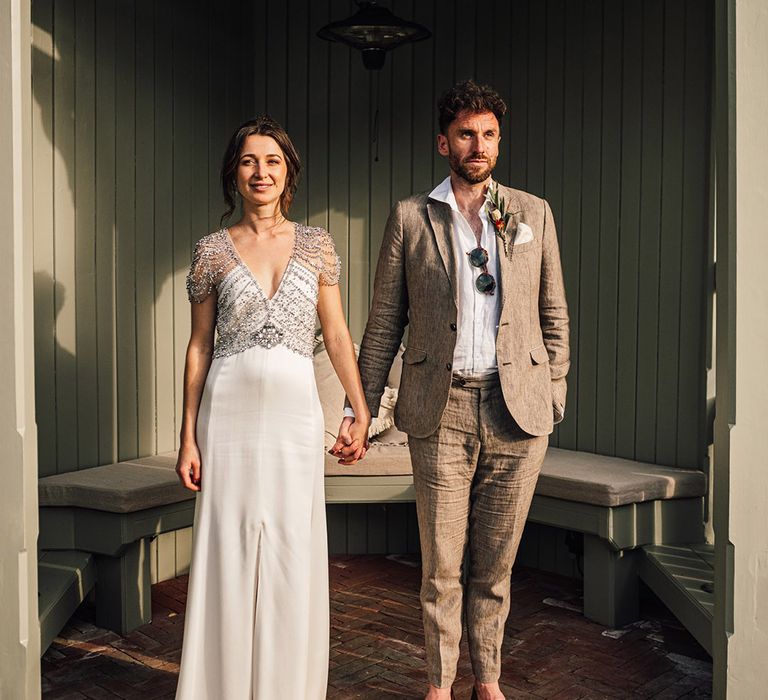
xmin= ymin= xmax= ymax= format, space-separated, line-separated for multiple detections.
xmin=31 ymin=1 xmax=194 ymax=475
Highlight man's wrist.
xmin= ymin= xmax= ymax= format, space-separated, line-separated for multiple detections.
xmin=343 ymin=407 xmax=356 ymax=419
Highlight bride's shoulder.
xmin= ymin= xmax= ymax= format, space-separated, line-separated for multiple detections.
xmin=294 ymin=223 xmax=336 ymax=251
xmin=193 ymin=228 xmax=229 ymax=252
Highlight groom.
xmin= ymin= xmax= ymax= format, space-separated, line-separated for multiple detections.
xmin=335 ymin=80 xmax=569 ymax=700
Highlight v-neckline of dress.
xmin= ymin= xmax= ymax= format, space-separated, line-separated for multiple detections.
xmin=224 ymin=222 xmax=300 ymax=302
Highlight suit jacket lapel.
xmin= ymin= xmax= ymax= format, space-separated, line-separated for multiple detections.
xmin=495 ymin=185 xmax=525 ymax=317
xmin=427 ymin=199 xmax=459 ymax=308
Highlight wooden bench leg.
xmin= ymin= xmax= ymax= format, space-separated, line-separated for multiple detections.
xmin=583 ymin=534 xmax=640 ymax=628
xmin=94 ymin=538 xmax=152 ymax=635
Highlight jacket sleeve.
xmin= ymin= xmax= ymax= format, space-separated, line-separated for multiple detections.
xmin=539 ymin=199 xmax=570 ymax=421
xmin=346 ymin=201 xmax=409 ymax=417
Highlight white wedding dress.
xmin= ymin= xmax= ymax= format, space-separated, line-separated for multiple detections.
xmin=175 ymin=224 xmax=340 ymax=699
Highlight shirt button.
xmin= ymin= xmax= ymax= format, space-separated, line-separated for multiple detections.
xmin=450 ymin=323 xmax=457 ymax=331
xmin=446 ymin=362 xmax=452 ymax=370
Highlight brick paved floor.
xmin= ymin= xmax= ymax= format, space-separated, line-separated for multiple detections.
xmin=42 ymin=556 xmax=712 ymax=699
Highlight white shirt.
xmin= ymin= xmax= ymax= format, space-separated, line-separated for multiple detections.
xmin=428 ymin=176 xmax=501 ymax=377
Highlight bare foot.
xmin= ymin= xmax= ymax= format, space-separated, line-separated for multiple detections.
xmin=424 ymin=684 xmax=453 ymax=700
xmin=474 ymin=681 xmax=505 ymax=700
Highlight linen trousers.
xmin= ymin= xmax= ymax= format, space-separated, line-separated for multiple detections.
xmin=408 ymin=373 xmax=548 ymax=688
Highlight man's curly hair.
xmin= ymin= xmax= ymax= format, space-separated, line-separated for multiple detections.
xmin=437 ymin=80 xmax=507 ymax=134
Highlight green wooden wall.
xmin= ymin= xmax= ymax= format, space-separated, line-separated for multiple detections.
xmin=32 ymin=0 xmax=713 ymax=487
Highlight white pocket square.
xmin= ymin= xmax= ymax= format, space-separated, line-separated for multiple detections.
xmin=513 ymin=222 xmax=534 ymax=245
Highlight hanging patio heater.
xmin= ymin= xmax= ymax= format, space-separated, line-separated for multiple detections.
xmin=317 ymin=1 xmax=431 ymax=70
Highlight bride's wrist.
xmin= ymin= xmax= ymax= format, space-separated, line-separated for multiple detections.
xmin=353 ymin=406 xmax=371 ymax=423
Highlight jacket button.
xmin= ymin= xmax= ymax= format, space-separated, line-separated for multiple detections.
xmin=446 ymin=362 xmax=452 ymax=370
xmin=450 ymin=322 xmax=457 ymax=331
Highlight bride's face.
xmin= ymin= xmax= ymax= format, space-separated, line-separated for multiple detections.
xmin=236 ymin=134 xmax=287 ymax=212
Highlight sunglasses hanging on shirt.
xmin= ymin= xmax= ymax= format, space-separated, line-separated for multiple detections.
xmin=466 ymin=246 xmax=496 ymax=295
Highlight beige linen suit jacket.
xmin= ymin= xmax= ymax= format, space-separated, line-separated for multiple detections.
xmin=357 ymin=184 xmax=570 ymax=439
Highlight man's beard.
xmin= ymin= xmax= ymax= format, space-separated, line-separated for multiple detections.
xmin=448 ymin=149 xmax=496 ymax=184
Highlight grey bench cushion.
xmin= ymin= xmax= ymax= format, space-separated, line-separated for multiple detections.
xmin=538 ymin=448 xmax=706 ymax=506
xmin=38 ymin=452 xmax=190 ymax=513
xmin=40 ymin=446 xmax=706 ymax=513
xmin=325 ymin=446 xmax=706 ymax=507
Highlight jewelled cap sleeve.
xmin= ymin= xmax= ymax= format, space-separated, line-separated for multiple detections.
xmin=187 ymin=239 xmax=213 ymax=304
xmin=186 ymin=239 xmax=213 ymax=303
xmin=318 ymin=229 xmax=341 ymax=286
xmin=186 ymin=231 xmax=238 ymax=303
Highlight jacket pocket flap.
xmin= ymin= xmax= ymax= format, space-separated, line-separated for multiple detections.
xmin=402 ymin=347 xmax=427 ymax=364
xmin=530 ymin=344 xmax=550 ymax=365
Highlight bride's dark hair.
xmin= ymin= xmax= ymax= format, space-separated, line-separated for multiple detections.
xmin=219 ymin=115 xmax=302 ymax=226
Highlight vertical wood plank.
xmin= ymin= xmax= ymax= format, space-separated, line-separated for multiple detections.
xmin=537 ymin=524 xmax=559 ymax=573
xmin=453 ymin=0 xmax=475 ymax=80
xmin=266 ymin=0 xmax=288 ymax=125
xmin=431 ymin=0 xmax=455 ymax=180
xmin=615 ymin=0 xmax=643 ymax=460
xmin=366 ymin=505 xmax=388 ymax=554
xmin=32 ymin=0 xmax=57 ymax=475
xmin=491 ymin=0 xmax=512 ymax=186
xmin=207 ymin=0 xmax=227 ymax=229
xmin=74 ymin=0 xmax=98 ymax=469
xmin=508 ymin=0 xmax=529 ymax=190
xmin=575 ymin=0 xmax=603 ymax=453
xmin=346 ymin=504 xmax=368 ymax=554
xmin=473 ymin=0 xmax=491 ymax=82
xmin=411 ymin=0 xmax=435 ymax=195
xmin=115 ymin=0 xmax=137 ymax=461
xmin=246 ymin=0 xmax=267 ymax=116
xmin=635 ymin=0 xmax=665 ymax=463
xmin=153 ymin=0 xmax=175 ymax=454
xmin=386 ymin=503 xmax=408 ymax=554
xmin=655 ymin=0 xmax=687 ymax=466
xmin=286 ymin=0 xmax=309 ymax=223
xmin=595 ymin=0 xmax=623 ymax=455
xmin=557 ymin=0 xmax=584 ymax=449
xmin=172 ymin=0 xmax=195 ymax=446
xmin=390 ymin=0 xmax=414 ymax=206
xmin=223 ymin=0 xmax=243 ymax=135
xmin=307 ymin=0 xmax=331 ymax=230
xmin=94 ymin=0 xmax=117 ymax=467
xmin=526 ymin=0 xmax=547 ymax=197
xmin=135 ymin=0 xmax=156 ymax=457
xmin=53 ymin=0 xmax=78 ymax=471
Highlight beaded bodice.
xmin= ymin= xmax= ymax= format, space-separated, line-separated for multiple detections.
xmin=186 ymin=224 xmax=341 ymax=359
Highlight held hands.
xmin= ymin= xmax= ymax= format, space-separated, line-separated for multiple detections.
xmin=176 ymin=442 xmax=202 ymax=491
xmin=329 ymin=415 xmax=370 ymax=465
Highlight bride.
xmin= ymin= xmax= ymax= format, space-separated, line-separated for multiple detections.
xmin=174 ymin=115 xmax=370 ymax=699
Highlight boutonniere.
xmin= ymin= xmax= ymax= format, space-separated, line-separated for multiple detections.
xmin=484 ymin=182 xmax=513 ymax=255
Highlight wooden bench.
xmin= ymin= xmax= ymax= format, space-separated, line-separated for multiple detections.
xmin=38 ymin=446 xmax=706 ymax=642
xmin=38 ymin=454 xmax=195 ymax=637
xmin=38 ymin=550 xmax=97 ymax=653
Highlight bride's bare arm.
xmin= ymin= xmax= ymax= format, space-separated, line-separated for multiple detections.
xmin=176 ymin=294 xmax=217 ymax=491
xmin=317 ymin=282 xmax=371 ymax=463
